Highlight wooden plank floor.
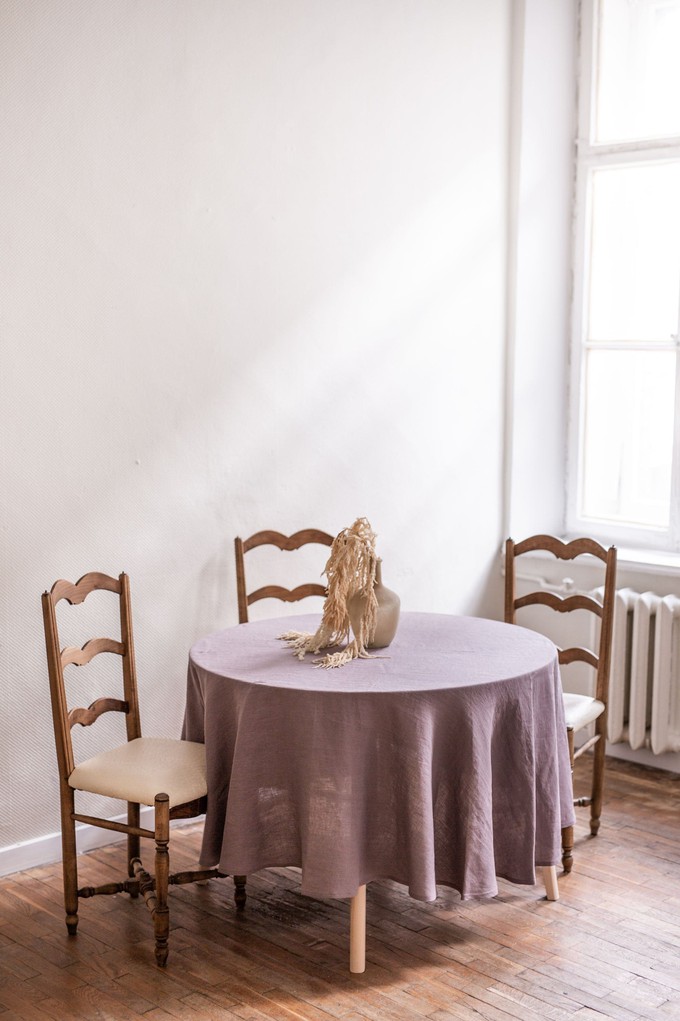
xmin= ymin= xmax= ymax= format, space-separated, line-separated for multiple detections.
xmin=1 ymin=756 xmax=678 ymax=1021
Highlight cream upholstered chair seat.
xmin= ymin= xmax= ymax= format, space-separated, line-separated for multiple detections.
xmin=562 ymin=693 xmax=606 ymax=732
xmin=69 ymin=737 xmax=207 ymax=809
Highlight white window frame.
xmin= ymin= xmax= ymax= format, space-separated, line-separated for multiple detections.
xmin=567 ymin=0 xmax=680 ymax=552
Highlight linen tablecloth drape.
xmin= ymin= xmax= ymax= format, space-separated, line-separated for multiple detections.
xmin=183 ymin=612 xmax=575 ymax=901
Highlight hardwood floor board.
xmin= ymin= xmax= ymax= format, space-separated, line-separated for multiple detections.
xmin=64 ymin=962 xmax=160 ymax=1015
xmin=174 ymin=999 xmax=240 ymax=1021
xmin=0 ymin=907 xmax=55 ymax=942
xmin=214 ymin=984 xmax=344 ymax=1021
xmin=60 ymin=984 xmax=147 ymax=1021
xmin=1 ymin=880 xmax=65 ymax=929
xmin=360 ymin=957 xmax=537 ymax=1021
xmin=0 ymin=953 xmax=42 ymax=986
xmin=556 ymin=916 xmax=680 ymax=974
xmin=591 ymin=960 xmax=680 ymax=1006
xmin=357 ymin=985 xmax=470 ymax=1021
xmin=119 ymin=957 xmax=224 ymax=1009
xmin=417 ymin=914 xmax=562 ymax=966
xmin=424 ymin=992 xmax=539 ymax=1021
xmin=398 ymin=971 xmax=561 ymax=1021
xmin=304 ymin=985 xmax=437 ymax=1021
xmin=569 ymin=1009 xmax=638 ymax=1021
xmin=372 ymin=978 xmax=467 ymax=1018
xmin=11 ymin=933 xmax=85 ymax=971
xmin=607 ymin=980 xmax=677 ymax=1017
xmin=17 ymin=995 xmax=91 ymax=1021
xmin=1 ymin=758 xmax=678 ymax=1021
xmin=354 ymin=931 xmax=456 ymax=981
xmin=0 ymin=974 xmax=97 ymax=1021
xmin=228 ymin=1003 xmax=324 ymax=1021
xmin=581 ymin=994 xmax=671 ymax=1021
xmin=211 ymin=952 xmax=363 ymax=1016
xmin=178 ymin=913 xmax=350 ymax=989
xmin=563 ymin=902 xmax=677 ymax=955
xmin=444 ymin=981 xmax=568 ymax=1021
xmin=382 ymin=975 xmax=507 ymax=1020
xmin=505 ymin=965 xmax=627 ymax=1019
xmin=486 ymin=974 xmax=583 ymax=1017
xmin=141 ymin=1011 xmax=199 ymax=1021
xmin=548 ymin=937 xmax=666 ymax=981
xmin=458 ymin=950 xmax=539 ymax=986
xmin=530 ymin=962 xmax=653 ymax=1021
xmin=179 ymin=992 xmax=250 ymax=1021
xmin=0 ymin=979 xmax=60 ymax=1021
xmin=226 ymin=914 xmax=351 ymax=976
xmin=168 ymin=905 xmax=346 ymax=980
xmin=369 ymin=917 xmax=484 ymax=965
xmin=203 ymin=983 xmax=342 ymax=1021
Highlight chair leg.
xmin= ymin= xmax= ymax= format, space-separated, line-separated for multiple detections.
xmin=561 ymin=824 xmax=574 ymax=874
xmin=563 ymin=725 xmax=575 ymax=873
xmin=233 ymin=875 xmax=247 ymax=911
xmin=128 ymin=802 xmax=140 ymax=893
xmin=61 ymin=785 xmax=79 ymax=935
xmin=153 ymin=794 xmax=170 ymax=967
xmin=590 ymin=724 xmax=607 ymax=836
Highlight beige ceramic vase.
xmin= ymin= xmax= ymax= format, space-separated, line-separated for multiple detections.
xmin=347 ymin=559 xmax=401 ymax=649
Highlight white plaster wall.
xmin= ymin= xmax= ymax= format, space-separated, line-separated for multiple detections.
xmin=507 ymin=0 xmax=577 ymax=538
xmin=0 ymin=0 xmax=511 ymax=860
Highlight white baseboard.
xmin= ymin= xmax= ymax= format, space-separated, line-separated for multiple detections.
xmin=606 ymin=741 xmax=680 ymax=774
xmin=0 ymin=807 xmax=204 ymax=880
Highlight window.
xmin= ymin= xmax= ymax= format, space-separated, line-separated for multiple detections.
xmin=568 ymin=0 xmax=680 ymax=550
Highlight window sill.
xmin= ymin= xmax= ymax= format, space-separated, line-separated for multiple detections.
xmin=614 ymin=547 xmax=680 ymax=576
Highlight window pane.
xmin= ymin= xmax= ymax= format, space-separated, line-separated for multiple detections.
xmin=581 ymin=348 xmax=675 ymax=527
xmin=596 ymin=0 xmax=680 ymax=142
xmin=588 ymin=163 xmax=680 ymax=342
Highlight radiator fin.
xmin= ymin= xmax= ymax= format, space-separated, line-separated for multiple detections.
xmin=606 ymin=589 xmax=680 ymax=754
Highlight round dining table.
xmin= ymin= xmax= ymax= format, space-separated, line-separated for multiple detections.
xmin=182 ymin=611 xmax=574 ymax=971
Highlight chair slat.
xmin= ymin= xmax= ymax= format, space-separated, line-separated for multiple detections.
xmin=51 ymin=572 xmax=121 ymax=605
xmin=68 ymin=698 xmax=129 ymax=728
xmin=234 ymin=528 xmax=334 ymax=623
xmin=61 ymin=637 xmax=125 ymax=667
xmin=242 ymin=529 xmax=333 ymax=553
xmin=514 ymin=591 xmax=603 ymax=616
xmin=557 ymin=646 xmax=600 ymax=670
xmin=248 ymin=583 xmax=328 ymax=606
xmin=512 ymin=534 xmax=610 ymax=562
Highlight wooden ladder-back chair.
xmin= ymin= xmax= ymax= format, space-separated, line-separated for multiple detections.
xmin=504 ymin=536 xmax=617 ymax=873
xmin=42 ymin=571 xmax=246 ymax=967
xmin=234 ymin=528 xmax=334 ymax=624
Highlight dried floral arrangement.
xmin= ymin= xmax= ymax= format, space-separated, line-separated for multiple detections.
xmin=279 ymin=516 xmax=379 ymax=668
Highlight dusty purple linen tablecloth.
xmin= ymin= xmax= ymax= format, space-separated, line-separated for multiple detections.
xmin=183 ymin=612 xmax=575 ymax=902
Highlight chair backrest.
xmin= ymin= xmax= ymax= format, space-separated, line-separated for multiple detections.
xmin=234 ymin=528 xmax=334 ymax=624
xmin=42 ymin=572 xmax=141 ymax=783
xmin=504 ymin=535 xmax=618 ymax=706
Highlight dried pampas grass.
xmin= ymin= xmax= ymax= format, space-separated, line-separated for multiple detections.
xmin=279 ymin=517 xmax=379 ymax=668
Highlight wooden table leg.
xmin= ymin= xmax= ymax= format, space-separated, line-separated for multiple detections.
xmin=349 ymin=884 xmax=366 ymax=973
xmin=542 ymin=865 xmax=559 ymax=901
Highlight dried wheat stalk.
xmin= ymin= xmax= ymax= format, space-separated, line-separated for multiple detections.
xmin=278 ymin=517 xmax=379 ymax=668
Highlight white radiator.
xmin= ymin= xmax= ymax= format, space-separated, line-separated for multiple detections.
xmin=606 ymin=588 xmax=680 ymax=754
